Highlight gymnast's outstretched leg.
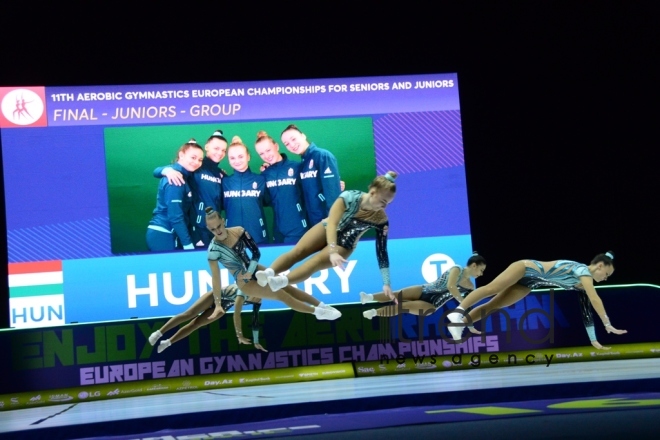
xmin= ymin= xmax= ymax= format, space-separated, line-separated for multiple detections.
xmin=238 ymin=280 xmax=341 ymax=320
xmin=455 ymin=261 xmax=527 ymax=312
xmin=255 ymin=223 xmax=327 ymax=286
xmin=149 ymin=291 xmax=215 ymax=346
xmin=465 ymin=284 xmax=532 ymax=325
xmin=360 ymin=286 xmax=423 ymax=304
xmin=446 ymin=261 xmax=526 ymax=340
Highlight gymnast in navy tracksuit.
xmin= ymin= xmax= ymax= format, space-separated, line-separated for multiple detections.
xmin=146 ymin=140 xmax=204 ymax=251
xmin=154 ymin=130 xmax=228 ymax=247
xmin=254 ymin=130 xmax=309 ymax=243
xmin=280 ymin=124 xmax=341 ymax=226
xmin=222 ymin=136 xmax=269 ymax=244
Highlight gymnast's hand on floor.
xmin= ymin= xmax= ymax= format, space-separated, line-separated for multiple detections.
xmin=605 ymin=325 xmax=627 ymax=335
xmin=591 ymin=340 xmax=611 ymax=350
xmin=254 ymin=343 xmax=268 ymax=352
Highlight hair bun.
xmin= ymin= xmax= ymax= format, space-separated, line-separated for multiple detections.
xmin=204 ymin=207 xmax=215 ymax=214
xmin=231 ymin=135 xmax=242 ymax=143
xmin=472 ymin=250 xmax=479 ymax=256
xmin=383 ymin=171 xmax=398 ymax=182
xmin=212 ymin=130 xmax=224 ymax=137
xmin=605 ymin=251 xmax=615 ymax=260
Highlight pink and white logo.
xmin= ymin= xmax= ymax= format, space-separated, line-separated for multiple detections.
xmin=0 ymin=87 xmax=48 ymax=128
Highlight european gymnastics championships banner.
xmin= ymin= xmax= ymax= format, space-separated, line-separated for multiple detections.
xmin=1 ymin=73 xmax=471 ymax=328
xmin=1 ymin=285 xmax=657 ymax=399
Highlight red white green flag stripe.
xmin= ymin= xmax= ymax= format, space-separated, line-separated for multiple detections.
xmin=8 ymin=261 xmax=63 ymax=298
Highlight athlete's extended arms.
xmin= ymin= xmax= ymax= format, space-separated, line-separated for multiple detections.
xmin=326 ymin=197 xmax=348 ymax=268
xmin=580 ymin=276 xmax=627 ymax=337
xmin=576 ymin=290 xmax=610 ymax=350
xmin=250 ymin=302 xmax=267 ymax=352
xmin=375 ymin=223 xmax=394 ymax=302
xmin=239 ymin=229 xmax=261 ymax=280
xmin=233 ymin=295 xmax=252 ymax=344
xmin=446 ymin=267 xmax=463 ymax=302
xmin=208 ymin=259 xmax=225 ymax=320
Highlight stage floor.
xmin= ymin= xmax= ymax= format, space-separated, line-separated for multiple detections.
xmin=2 ymin=358 xmax=660 ymax=439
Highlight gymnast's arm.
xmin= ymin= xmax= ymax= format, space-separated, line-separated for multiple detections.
xmin=580 ymin=276 xmax=627 ymax=337
xmin=446 ymin=267 xmax=463 ymax=302
xmin=375 ymin=223 xmax=394 ymax=301
xmin=240 ymin=229 xmax=261 ymax=277
xmin=208 ymin=259 xmax=226 ymax=320
xmin=250 ymin=301 xmax=267 ymax=352
xmin=233 ymin=295 xmax=252 ymax=344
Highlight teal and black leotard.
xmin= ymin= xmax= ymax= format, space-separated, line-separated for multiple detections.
xmin=517 ymin=260 xmax=591 ymax=290
xmin=518 ymin=259 xmax=598 ymax=342
xmin=332 ymin=190 xmax=391 ymax=286
xmin=207 ymin=229 xmax=260 ymax=283
xmin=419 ymin=265 xmax=473 ymax=308
xmin=216 ymin=286 xmax=263 ymax=344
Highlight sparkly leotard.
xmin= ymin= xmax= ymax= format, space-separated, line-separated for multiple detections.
xmin=215 ymin=287 xmax=263 ymax=343
xmin=419 ymin=266 xmax=473 ymax=308
xmin=517 ymin=260 xmax=591 ymax=290
xmin=518 ymin=260 xmax=598 ymax=342
xmin=334 ymin=190 xmax=391 ymax=285
xmin=207 ymin=228 xmax=260 ymax=282
xmin=217 ymin=286 xmax=257 ymax=311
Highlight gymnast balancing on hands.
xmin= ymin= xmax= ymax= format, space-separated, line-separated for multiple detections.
xmin=447 ymin=251 xmax=627 ymax=349
xmin=202 ymin=207 xmax=341 ymax=323
xmin=361 ymin=252 xmax=486 ymax=332
xmin=256 ymin=172 xmax=398 ymax=302
xmin=149 ymin=284 xmax=267 ymax=353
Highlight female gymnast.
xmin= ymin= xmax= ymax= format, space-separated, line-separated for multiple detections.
xmin=280 ymin=124 xmax=341 ymax=225
xmin=146 ymin=139 xmax=203 ymax=251
xmin=254 ymin=130 xmax=309 ymax=243
xmin=446 ymin=251 xmax=627 ymax=349
xmin=155 ymin=130 xmax=228 ymax=247
xmin=149 ymin=284 xmax=267 ymax=353
xmin=202 ymin=207 xmax=341 ymax=323
xmin=361 ymin=252 xmax=486 ymax=331
xmin=256 ymin=172 xmax=398 ymax=302
xmin=222 ymin=136 xmax=269 ymax=244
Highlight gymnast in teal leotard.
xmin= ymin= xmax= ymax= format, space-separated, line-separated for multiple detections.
xmin=148 ymin=284 xmax=267 ymax=353
xmin=203 ymin=207 xmax=342 ymax=323
xmin=447 ymin=251 xmax=628 ymax=349
xmin=360 ymin=252 xmax=486 ymax=323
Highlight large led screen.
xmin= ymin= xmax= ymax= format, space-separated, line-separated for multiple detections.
xmin=1 ymin=74 xmax=472 ymax=328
